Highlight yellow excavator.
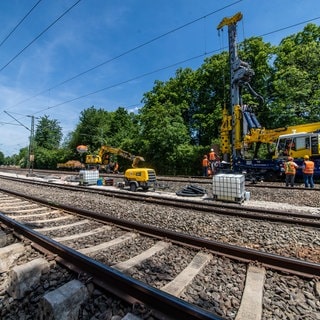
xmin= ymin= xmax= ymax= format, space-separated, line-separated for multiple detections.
xmin=85 ymin=146 xmax=156 ymax=192
xmin=85 ymin=145 xmax=144 ymax=171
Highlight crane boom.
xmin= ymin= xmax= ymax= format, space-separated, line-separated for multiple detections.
xmin=244 ymin=122 xmax=320 ymax=145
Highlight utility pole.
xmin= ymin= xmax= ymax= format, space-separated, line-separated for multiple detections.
xmin=4 ymin=111 xmax=36 ymax=176
xmin=27 ymin=115 xmax=35 ymax=176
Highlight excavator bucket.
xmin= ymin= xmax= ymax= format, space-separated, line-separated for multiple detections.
xmin=132 ymin=156 xmax=145 ymax=168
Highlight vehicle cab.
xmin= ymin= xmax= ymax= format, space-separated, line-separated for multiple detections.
xmin=274 ymin=132 xmax=320 ymax=159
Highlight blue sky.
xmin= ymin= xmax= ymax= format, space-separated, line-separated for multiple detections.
xmin=0 ymin=0 xmax=319 ymax=156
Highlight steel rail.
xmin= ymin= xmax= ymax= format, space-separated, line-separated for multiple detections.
xmin=0 ymin=175 xmax=319 ymax=228
xmin=1 ymin=168 xmax=320 ymax=191
xmin=0 ymin=213 xmax=224 ymax=320
xmin=1 ymin=188 xmax=319 ymax=278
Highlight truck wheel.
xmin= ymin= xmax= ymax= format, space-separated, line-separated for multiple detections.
xmin=130 ymin=183 xmax=137 ymax=192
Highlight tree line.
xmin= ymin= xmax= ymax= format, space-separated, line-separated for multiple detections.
xmin=2 ymin=23 xmax=319 ymax=175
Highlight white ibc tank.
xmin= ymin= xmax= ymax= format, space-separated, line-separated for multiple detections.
xmin=212 ymin=174 xmax=245 ymax=202
xmin=79 ymin=170 xmax=99 ymax=185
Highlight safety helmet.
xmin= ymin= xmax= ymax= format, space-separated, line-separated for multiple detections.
xmin=287 ymin=156 xmax=293 ymax=161
xmin=210 ymin=149 xmax=214 ymax=151
xmin=304 ymin=155 xmax=309 ymax=160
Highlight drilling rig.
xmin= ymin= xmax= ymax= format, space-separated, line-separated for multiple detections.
xmin=217 ymin=13 xmax=320 ymax=180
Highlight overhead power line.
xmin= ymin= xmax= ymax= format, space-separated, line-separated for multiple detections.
xmin=47 ymin=0 xmax=243 ymax=90
xmin=0 ymin=0 xmax=43 ymax=49
xmin=259 ymin=16 xmax=320 ymax=38
xmin=0 ymin=0 xmax=82 ymax=73
xmin=30 ymin=53 xmax=209 ymax=115
xmin=1 ymin=3 xmax=319 ymax=121
xmin=4 ymin=111 xmax=30 ymax=131
xmin=31 ymin=15 xmax=320 ymax=117
xmin=5 ymin=0 xmax=243 ymax=110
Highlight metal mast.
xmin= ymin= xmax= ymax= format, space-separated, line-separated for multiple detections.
xmin=28 ymin=115 xmax=35 ymax=175
xmin=217 ymin=12 xmax=254 ymax=160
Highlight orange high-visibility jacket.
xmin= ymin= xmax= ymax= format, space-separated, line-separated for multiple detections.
xmin=209 ymin=151 xmax=216 ymax=161
xmin=303 ymin=160 xmax=314 ymax=174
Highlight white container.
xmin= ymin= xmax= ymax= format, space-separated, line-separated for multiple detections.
xmin=245 ymin=191 xmax=251 ymax=201
xmin=79 ymin=170 xmax=99 ymax=185
xmin=212 ymin=174 xmax=245 ymax=202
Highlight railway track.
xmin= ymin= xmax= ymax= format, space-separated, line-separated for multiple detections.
xmin=0 ymin=189 xmax=319 ymax=319
xmin=0 ymin=174 xmax=319 ymax=229
xmin=0 ymin=174 xmax=320 ymax=263
xmin=0 ymin=192 xmax=220 ymax=320
xmin=2 ymin=167 xmax=320 ymax=192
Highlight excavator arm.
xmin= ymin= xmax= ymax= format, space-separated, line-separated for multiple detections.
xmin=93 ymin=145 xmax=145 ymax=168
xmin=131 ymin=156 xmax=145 ymax=168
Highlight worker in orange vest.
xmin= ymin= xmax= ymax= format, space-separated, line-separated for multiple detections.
xmin=208 ymin=149 xmax=216 ymax=161
xmin=202 ymin=155 xmax=209 ymax=177
xmin=208 ymin=148 xmax=217 ymax=174
xmin=284 ymin=156 xmax=299 ymax=187
xmin=302 ymin=155 xmax=315 ymax=188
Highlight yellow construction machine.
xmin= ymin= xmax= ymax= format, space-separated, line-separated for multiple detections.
xmin=217 ymin=12 xmax=320 ymax=180
xmin=85 ymin=146 xmax=156 ymax=191
xmin=85 ymin=146 xmax=144 ymax=171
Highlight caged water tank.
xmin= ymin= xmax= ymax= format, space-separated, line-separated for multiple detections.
xmin=79 ymin=170 xmax=99 ymax=186
xmin=212 ymin=174 xmax=245 ymax=203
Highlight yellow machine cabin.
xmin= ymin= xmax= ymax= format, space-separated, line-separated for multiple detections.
xmin=274 ymin=132 xmax=320 ymax=159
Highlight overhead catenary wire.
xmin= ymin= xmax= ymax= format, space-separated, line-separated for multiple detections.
xmin=30 ymin=15 xmax=320 ymax=117
xmin=0 ymin=0 xmax=82 ymax=73
xmin=0 ymin=5 xmax=319 ymax=128
xmin=0 ymin=0 xmax=43 ymax=49
xmin=32 ymin=52 xmax=213 ymax=115
xmin=3 ymin=0 xmax=243 ymax=111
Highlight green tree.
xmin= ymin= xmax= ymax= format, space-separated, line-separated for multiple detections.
xmin=140 ymin=81 xmax=191 ymax=174
xmin=34 ymin=147 xmax=63 ymax=170
xmin=67 ymin=106 xmax=112 ymax=154
xmin=17 ymin=147 xmax=30 ymax=168
xmin=272 ymin=23 xmax=320 ymax=126
xmin=0 ymin=151 xmax=4 ymax=165
xmin=108 ymin=107 xmax=139 ymax=148
xmin=194 ymin=52 xmax=229 ymax=145
xmin=34 ymin=115 xmax=63 ymax=149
